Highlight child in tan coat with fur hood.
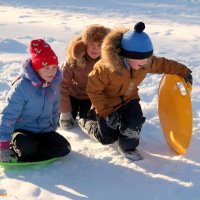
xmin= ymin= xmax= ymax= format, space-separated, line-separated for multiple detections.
xmin=60 ymin=25 xmax=110 ymax=130
xmin=78 ymin=22 xmax=193 ymax=161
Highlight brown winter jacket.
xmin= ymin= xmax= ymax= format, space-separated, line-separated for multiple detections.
xmin=60 ymin=36 xmax=99 ymax=113
xmin=86 ymin=28 xmax=192 ymax=118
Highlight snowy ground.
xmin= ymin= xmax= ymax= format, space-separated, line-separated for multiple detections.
xmin=0 ymin=0 xmax=200 ymax=199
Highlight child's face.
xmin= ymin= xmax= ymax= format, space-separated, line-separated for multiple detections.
xmin=37 ymin=65 xmax=57 ymax=82
xmin=86 ymin=42 xmax=101 ymax=59
xmin=127 ymin=58 xmax=147 ymax=70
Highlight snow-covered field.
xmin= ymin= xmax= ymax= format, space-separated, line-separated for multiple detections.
xmin=0 ymin=0 xmax=200 ymax=199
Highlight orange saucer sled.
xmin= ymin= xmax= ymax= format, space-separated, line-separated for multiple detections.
xmin=158 ymin=74 xmax=193 ymax=155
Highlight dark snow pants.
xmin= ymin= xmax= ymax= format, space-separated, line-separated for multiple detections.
xmin=70 ymin=96 xmax=92 ymax=119
xmin=85 ymin=99 xmax=145 ymax=151
xmin=10 ymin=130 xmax=71 ymax=162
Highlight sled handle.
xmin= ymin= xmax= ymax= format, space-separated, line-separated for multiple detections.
xmin=176 ymin=76 xmax=192 ymax=96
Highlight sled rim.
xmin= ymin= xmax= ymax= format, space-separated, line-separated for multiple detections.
xmin=0 ymin=156 xmax=65 ymax=167
xmin=158 ymin=74 xmax=193 ymax=155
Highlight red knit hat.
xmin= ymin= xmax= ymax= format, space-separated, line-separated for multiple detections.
xmin=30 ymin=39 xmax=58 ymax=71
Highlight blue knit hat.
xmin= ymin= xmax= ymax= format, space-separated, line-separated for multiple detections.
xmin=121 ymin=22 xmax=153 ymax=59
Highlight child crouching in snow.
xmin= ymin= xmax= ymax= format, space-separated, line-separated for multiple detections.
xmin=0 ymin=39 xmax=71 ymax=162
xmin=78 ymin=22 xmax=193 ymax=161
xmin=59 ymin=24 xmax=110 ymax=130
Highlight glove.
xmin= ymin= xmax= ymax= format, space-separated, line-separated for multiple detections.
xmin=184 ymin=73 xmax=193 ymax=85
xmin=59 ymin=112 xmax=75 ymax=130
xmin=106 ymin=112 xmax=120 ymax=129
xmin=0 ymin=140 xmax=12 ymax=162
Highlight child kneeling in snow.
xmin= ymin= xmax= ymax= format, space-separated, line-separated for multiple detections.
xmin=59 ymin=24 xmax=110 ymax=130
xmin=78 ymin=22 xmax=193 ymax=161
xmin=0 ymin=39 xmax=71 ymax=162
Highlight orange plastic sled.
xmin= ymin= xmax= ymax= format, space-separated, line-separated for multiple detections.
xmin=158 ymin=74 xmax=193 ymax=155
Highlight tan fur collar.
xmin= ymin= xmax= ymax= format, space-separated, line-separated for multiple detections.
xmin=101 ymin=27 xmax=129 ymax=72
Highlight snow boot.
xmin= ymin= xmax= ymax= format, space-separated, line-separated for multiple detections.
xmin=118 ymin=146 xmax=143 ymax=161
xmin=78 ymin=118 xmax=100 ymax=142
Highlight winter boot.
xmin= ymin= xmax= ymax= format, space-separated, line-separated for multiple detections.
xmin=118 ymin=146 xmax=143 ymax=161
xmin=78 ymin=118 xmax=88 ymax=134
xmin=78 ymin=118 xmax=100 ymax=142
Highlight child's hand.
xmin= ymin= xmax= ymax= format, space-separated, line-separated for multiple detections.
xmin=106 ymin=112 xmax=120 ymax=129
xmin=59 ymin=112 xmax=75 ymax=130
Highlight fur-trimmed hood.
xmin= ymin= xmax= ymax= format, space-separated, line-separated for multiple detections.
xmin=20 ymin=59 xmax=62 ymax=86
xmin=66 ymin=36 xmax=87 ymax=68
xmin=101 ymin=27 xmax=129 ymax=72
xmin=66 ymin=24 xmax=111 ymax=68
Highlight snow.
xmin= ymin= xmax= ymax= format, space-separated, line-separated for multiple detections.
xmin=0 ymin=0 xmax=200 ymax=199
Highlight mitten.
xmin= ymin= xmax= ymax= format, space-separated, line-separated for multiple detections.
xmin=106 ymin=112 xmax=120 ymax=129
xmin=0 ymin=140 xmax=12 ymax=162
xmin=59 ymin=112 xmax=75 ymax=130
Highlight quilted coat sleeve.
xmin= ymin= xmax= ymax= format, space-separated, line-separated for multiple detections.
xmin=146 ymin=56 xmax=192 ymax=77
xmin=60 ymin=63 xmax=73 ymax=113
xmin=86 ymin=66 xmax=113 ymax=118
xmin=0 ymin=82 xmax=26 ymax=141
xmin=52 ymin=86 xmax=60 ymax=130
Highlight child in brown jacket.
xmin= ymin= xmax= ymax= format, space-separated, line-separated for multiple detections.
xmin=60 ymin=25 xmax=110 ymax=130
xmin=78 ymin=22 xmax=193 ymax=161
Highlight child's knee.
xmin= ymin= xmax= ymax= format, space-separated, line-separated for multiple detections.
xmin=99 ymin=130 xmax=118 ymax=145
xmin=11 ymin=132 xmax=39 ymax=158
